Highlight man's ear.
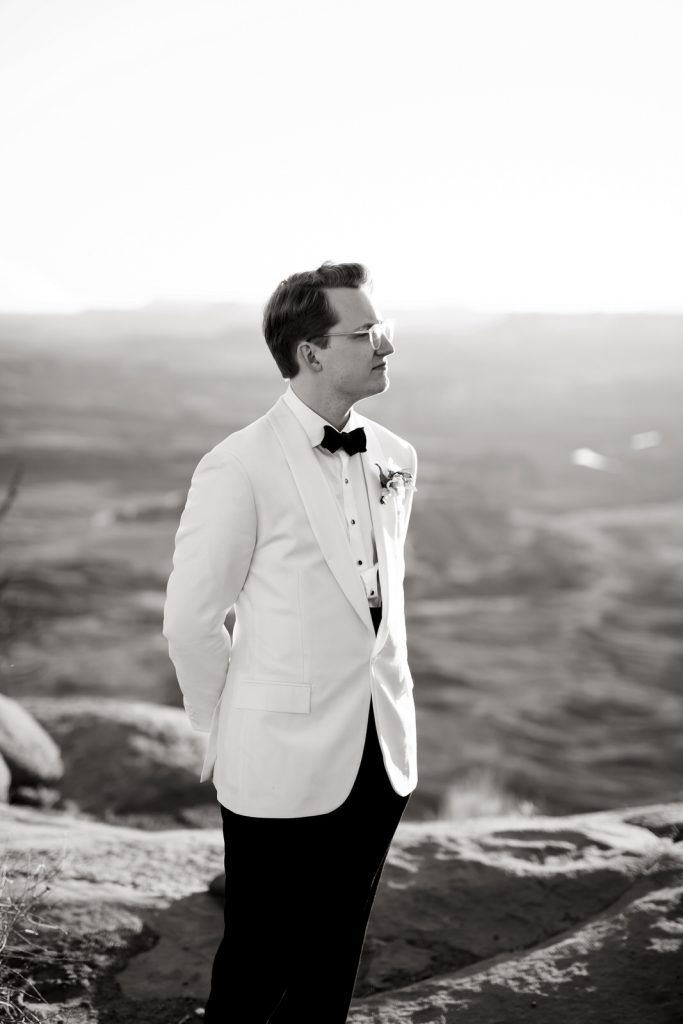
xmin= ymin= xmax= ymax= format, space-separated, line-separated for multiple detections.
xmin=297 ymin=341 xmax=324 ymax=373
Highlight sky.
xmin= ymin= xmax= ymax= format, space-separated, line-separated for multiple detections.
xmin=0 ymin=0 xmax=681 ymax=313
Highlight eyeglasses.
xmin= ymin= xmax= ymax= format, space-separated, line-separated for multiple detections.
xmin=309 ymin=319 xmax=395 ymax=351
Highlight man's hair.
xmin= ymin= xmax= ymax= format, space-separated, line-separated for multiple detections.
xmin=262 ymin=261 xmax=370 ymax=378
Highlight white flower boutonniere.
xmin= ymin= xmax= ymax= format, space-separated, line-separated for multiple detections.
xmin=375 ymin=460 xmax=417 ymax=505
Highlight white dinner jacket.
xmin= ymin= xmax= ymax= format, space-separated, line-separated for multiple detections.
xmin=162 ymin=392 xmax=418 ymax=817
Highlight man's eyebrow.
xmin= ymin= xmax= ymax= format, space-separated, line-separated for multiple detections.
xmin=353 ymin=320 xmax=378 ymax=331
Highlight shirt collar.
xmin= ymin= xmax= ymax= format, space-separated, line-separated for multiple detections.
xmin=282 ymin=383 xmax=362 ymax=449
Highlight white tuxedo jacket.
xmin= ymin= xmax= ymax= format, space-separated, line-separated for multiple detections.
xmin=162 ymin=392 xmax=418 ymax=817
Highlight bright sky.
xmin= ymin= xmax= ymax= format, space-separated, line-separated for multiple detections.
xmin=0 ymin=0 xmax=681 ymax=313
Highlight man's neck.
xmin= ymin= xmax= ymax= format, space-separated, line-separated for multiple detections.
xmin=290 ymin=382 xmax=353 ymax=431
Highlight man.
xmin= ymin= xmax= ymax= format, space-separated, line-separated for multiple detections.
xmin=162 ymin=261 xmax=418 ymax=1023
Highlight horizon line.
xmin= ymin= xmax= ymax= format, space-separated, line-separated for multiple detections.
xmin=1 ymin=300 xmax=683 ymax=318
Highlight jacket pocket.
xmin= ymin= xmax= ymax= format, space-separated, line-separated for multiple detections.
xmin=232 ymin=679 xmax=311 ymax=714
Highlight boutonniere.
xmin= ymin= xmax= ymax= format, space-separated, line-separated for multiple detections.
xmin=375 ymin=460 xmax=417 ymax=505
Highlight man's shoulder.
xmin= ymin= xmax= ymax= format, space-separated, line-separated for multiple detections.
xmin=198 ymin=405 xmax=279 ymax=470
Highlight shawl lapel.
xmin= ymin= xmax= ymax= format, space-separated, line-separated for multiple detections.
xmin=267 ymin=397 xmax=398 ymax=650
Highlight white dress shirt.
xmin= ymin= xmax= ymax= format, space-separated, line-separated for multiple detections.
xmin=282 ymin=383 xmax=381 ymax=607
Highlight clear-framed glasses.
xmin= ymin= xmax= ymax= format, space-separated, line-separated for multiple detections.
xmin=310 ymin=318 xmax=395 ymax=351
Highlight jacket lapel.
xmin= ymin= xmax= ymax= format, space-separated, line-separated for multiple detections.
xmin=268 ymin=396 xmax=374 ymax=635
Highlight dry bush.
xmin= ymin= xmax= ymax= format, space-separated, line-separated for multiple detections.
xmin=0 ymin=850 xmax=73 ymax=1022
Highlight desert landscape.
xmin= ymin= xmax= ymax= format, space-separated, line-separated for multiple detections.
xmin=1 ymin=307 xmax=682 ymax=1021
xmin=1 ymin=306 xmax=682 ymax=821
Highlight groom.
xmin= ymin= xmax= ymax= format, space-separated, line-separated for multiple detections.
xmin=162 ymin=261 xmax=418 ymax=1023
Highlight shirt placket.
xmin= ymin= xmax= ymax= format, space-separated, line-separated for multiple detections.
xmin=339 ymin=449 xmax=379 ymax=605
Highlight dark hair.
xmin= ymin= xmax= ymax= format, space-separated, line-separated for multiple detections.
xmin=262 ymin=261 xmax=370 ymax=378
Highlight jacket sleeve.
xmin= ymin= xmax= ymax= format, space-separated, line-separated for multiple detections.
xmin=162 ymin=447 xmax=256 ymax=732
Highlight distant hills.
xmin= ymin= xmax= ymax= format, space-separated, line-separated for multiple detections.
xmin=1 ymin=307 xmax=682 ymax=386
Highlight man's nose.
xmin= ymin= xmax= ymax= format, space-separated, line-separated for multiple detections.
xmin=378 ymin=336 xmax=395 ymax=356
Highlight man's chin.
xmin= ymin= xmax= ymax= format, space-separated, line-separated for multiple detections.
xmin=355 ymin=375 xmax=389 ymax=404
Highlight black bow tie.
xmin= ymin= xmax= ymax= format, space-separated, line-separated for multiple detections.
xmin=320 ymin=424 xmax=367 ymax=456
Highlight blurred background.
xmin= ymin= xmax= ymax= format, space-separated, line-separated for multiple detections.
xmin=1 ymin=0 xmax=682 ymax=824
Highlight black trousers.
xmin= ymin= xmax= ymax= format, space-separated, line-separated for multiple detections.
xmin=203 ymin=605 xmax=412 ymax=1023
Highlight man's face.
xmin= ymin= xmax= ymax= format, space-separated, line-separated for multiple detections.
xmin=309 ymin=286 xmax=395 ymax=404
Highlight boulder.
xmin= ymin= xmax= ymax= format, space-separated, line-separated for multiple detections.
xmin=19 ymin=696 xmax=220 ymax=829
xmin=0 ymin=750 xmax=10 ymax=801
xmin=0 ymin=692 xmax=63 ymax=787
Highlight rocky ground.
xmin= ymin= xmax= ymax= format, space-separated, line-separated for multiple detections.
xmin=1 ymin=693 xmax=682 ymax=1021
xmin=2 ymin=799 xmax=681 ymax=1023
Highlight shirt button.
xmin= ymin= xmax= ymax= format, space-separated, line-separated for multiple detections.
xmin=370 ymin=590 xmax=375 ymax=595
xmin=357 ymin=560 xmax=363 ymax=565
xmin=350 ymin=519 xmax=356 ymax=524
xmin=344 ymin=478 xmax=349 ymax=484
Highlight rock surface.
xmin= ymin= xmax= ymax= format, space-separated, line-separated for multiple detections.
xmin=18 ymin=695 xmax=220 ymax=829
xmin=0 ymin=693 xmax=63 ymax=788
xmin=0 ymin=750 xmax=10 ymax=802
xmin=2 ymin=800 xmax=682 ymax=1023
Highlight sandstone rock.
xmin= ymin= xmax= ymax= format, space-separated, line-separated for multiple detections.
xmin=2 ymin=801 xmax=681 ymax=1022
xmin=0 ymin=750 xmax=10 ymax=801
xmin=10 ymin=784 xmax=62 ymax=808
xmin=622 ymin=801 xmax=683 ymax=843
xmin=350 ymin=845 xmax=683 ymax=1023
xmin=0 ymin=693 xmax=63 ymax=786
xmin=19 ymin=696 xmax=221 ymax=829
